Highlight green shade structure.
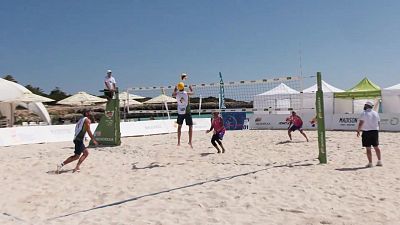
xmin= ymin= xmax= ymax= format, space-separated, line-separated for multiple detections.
xmin=334 ymin=77 xmax=381 ymax=99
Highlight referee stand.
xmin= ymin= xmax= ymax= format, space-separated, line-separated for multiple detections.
xmin=90 ymin=88 xmax=121 ymax=146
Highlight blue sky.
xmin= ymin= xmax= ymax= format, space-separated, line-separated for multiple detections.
xmin=1 ymin=0 xmax=399 ymax=94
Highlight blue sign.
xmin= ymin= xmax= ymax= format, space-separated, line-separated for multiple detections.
xmin=221 ymin=112 xmax=246 ymax=130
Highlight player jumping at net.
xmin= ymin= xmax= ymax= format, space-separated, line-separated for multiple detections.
xmin=56 ymin=109 xmax=98 ymax=173
xmin=206 ymin=111 xmax=226 ymax=153
xmin=172 ymin=81 xmax=194 ymax=148
xmin=287 ymin=111 xmax=309 ymax=142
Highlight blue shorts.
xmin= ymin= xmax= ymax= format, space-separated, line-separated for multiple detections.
xmin=73 ymin=139 xmax=86 ymax=155
xmin=217 ymin=130 xmax=225 ymax=140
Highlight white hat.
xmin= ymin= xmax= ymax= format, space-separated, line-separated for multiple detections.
xmin=107 ymin=69 xmax=112 ymax=73
xmin=365 ymin=101 xmax=374 ymax=107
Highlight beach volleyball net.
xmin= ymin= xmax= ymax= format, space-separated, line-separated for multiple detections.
xmin=123 ymin=74 xmax=304 ymax=117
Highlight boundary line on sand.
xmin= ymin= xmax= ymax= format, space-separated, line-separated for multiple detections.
xmin=46 ymin=159 xmax=315 ymax=221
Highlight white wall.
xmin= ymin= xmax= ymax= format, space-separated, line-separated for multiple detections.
xmin=0 ymin=118 xmax=211 ymax=146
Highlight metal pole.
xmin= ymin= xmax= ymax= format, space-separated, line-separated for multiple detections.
xmin=199 ymin=95 xmax=202 ymax=116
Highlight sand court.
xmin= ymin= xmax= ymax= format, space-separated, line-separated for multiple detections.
xmin=1 ymin=130 xmax=399 ymax=225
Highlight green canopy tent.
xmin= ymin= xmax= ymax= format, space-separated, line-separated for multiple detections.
xmin=333 ymin=78 xmax=381 ymax=113
xmin=334 ymin=77 xmax=381 ymax=99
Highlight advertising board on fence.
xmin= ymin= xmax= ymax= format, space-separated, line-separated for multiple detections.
xmin=331 ymin=113 xmax=400 ymax=131
xmin=221 ymin=112 xmax=246 ymax=130
xmin=379 ymin=114 xmax=400 ymax=131
xmin=0 ymin=118 xmax=211 ymax=147
xmin=331 ymin=114 xmax=359 ymax=130
xmin=249 ymin=113 xmax=400 ymax=131
xmin=249 ymin=114 xmax=290 ymax=130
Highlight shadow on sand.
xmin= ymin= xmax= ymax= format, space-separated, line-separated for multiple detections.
xmin=335 ymin=166 xmax=369 ymax=171
xmin=276 ymin=140 xmax=304 ymax=145
xmin=47 ymin=169 xmax=74 ymax=175
xmin=132 ymin=162 xmax=166 ymax=170
xmin=200 ymin=153 xmax=215 ymax=157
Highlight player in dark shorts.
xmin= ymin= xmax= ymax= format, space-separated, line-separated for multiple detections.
xmin=287 ymin=111 xmax=309 ymax=142
xmin=173 ymin=81 xmax=194 ymax=148
xmin=357 ymin=101 xmax=382 ymax=168
xmin=206 ymin=111 xmax=226 ymax=153
xmin=56 ymin=110 xmax=98 ymax=173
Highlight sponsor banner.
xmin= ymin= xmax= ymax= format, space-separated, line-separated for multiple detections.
xmin=328 ymin=113 xmax=400 ymax=131
xmin=221 ymin=112 xmax=246 ymax=130
xmin=249 ymin=114 xmax=291 ymax=130
xmin=331 ymin=114 xmax=359 ymax=130
xmin=249 ymin=113 xmax=400 ymax=131
xmin=0 ymin=119 xmax=210 ymax=147
xmin=248 ymin=113 xmax=335 ymax=131
xmin=121 ymin=118 xmax=211 ymax=137
xmin=92 ymin=98 xmax=121 ymax=146
xmin=380 ymin=114 xmax=400 ymax=131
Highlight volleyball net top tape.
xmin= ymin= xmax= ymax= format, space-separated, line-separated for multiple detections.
xmin=127 ymin=76 xmax=301 ymax=91
xmin=123 ymin=75 xmax=314 ymax=114
xmin=127 ymin=108 xmax=297 ymax=114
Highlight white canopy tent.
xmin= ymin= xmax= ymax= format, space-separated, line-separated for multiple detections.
xmin=253 ymin=83 xmax=299 ymax=114
xmin=386 ymin=83 xmax=400 ymax=90
xmin=382 ymin=83 xmax=400 ymax=113
xmin=303 ymin=80 xmax=344 ymax=93
xmin=0 ymin=78 xmax=52 ymax=126
xmin=302 ymin=80 xmax=344 ymax=115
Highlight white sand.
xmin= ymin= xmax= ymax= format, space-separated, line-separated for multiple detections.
xmin=0 ymin=130 xmax=399 ymax=225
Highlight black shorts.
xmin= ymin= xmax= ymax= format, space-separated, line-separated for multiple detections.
xmin=177 ymin=114 xmax=193 ymax=126
xmin=289 ymin=125 xmax=302 ymax=132
xmin=104 ymin=89 xmax=114 ymax=99
xmin=361 ymin=130 xmax=379 ymax=147
xmin=74 ymin=139 xmax=86 ymax=155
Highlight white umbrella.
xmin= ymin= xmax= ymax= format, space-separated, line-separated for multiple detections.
xmin=119 ymin=91 xmax=144 ymax=109
xmin=119 ymin=97 xmax=143 ymax=121
xmin=101 ymin=99 xmax=143 ymax=108
xmin=144 ymin=94 xmax=177 ymax=119
xmin=120 ymin=99 xmax=142 ymax=107
xmin=143 ymin=94 xmax=177 ymax=104
xmin=57 ymin=91 xmax=107 ymax=106
xmin=3 ymin=92 xmax=55 ymax=103
xmin=119 ymin=91 xmax=145 ymax=100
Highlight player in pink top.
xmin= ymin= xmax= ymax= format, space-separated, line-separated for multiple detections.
xmin=206 ymin=111 xmax=226 ymax=153
xmin=287 ymin=111 xmax=309 ymax=142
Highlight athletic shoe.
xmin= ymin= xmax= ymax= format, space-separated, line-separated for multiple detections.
xmin=376 ymin=160 xmax=383 ymax=167
xmin=366 ymin=162 xmax=373 ymax=168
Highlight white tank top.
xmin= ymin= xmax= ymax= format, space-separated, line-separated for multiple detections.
xmin=74 ymin=117 xmax=87 ymax=140
xmin=176 ymin=91 xmax=189 ymax=115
